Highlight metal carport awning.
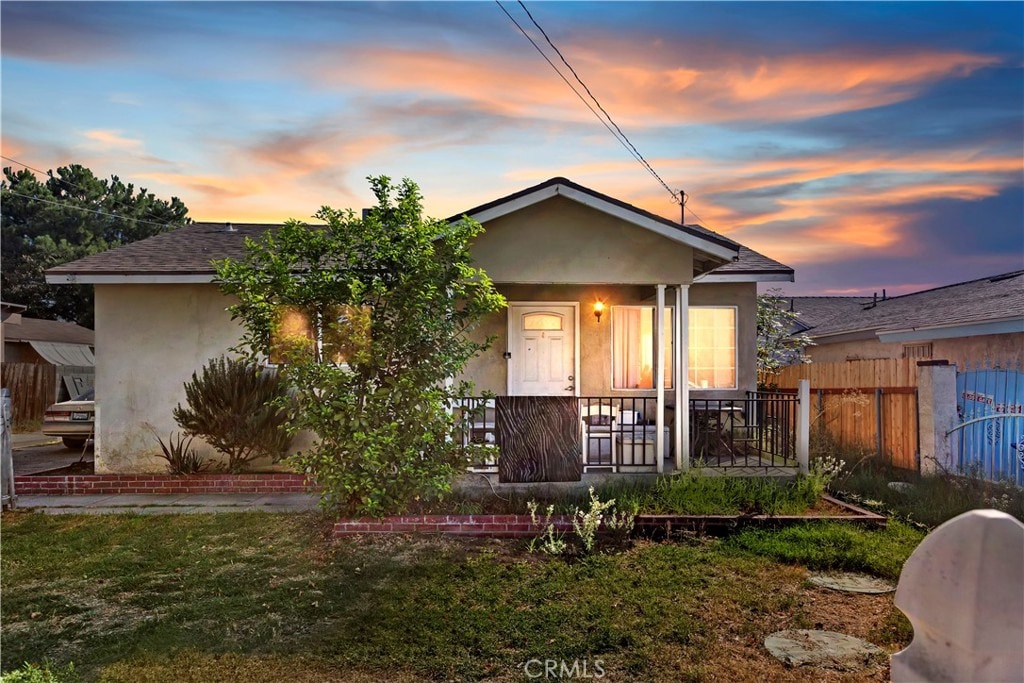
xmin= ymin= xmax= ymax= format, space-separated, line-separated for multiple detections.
xmin=27 ymin=341 xmax=95 ymax=367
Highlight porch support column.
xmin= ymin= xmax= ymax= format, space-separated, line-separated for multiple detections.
xmin=655 ymin=284 xmax=666 ymax=473
xmin=675 ymin=284 xmax=690 ymax=471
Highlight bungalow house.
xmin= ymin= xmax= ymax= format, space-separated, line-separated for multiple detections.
xmin=1 ymin=303 xmax=96 ymax=404
xmin=46 ymin=177 xmax=803 ymax=478
xmin=785 ymin=271 xmax=1024 ymax=367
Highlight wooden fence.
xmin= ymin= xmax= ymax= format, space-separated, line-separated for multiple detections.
xmin=763 ymin=359 xmax=919 ymax=470
xmin=0 ymin=363 xmax=57 ymax=427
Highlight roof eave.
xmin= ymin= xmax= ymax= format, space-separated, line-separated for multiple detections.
xmin=46 ymin=273 xmax=215 ymax=285
xmin=809 ymin=328 xmax=880 ymax=343
xmin=694 ymin=271 xmax=794 ymax=284
xmin=877 ymin=317 xmax=1024 ymax=343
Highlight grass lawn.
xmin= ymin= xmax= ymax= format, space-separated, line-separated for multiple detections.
xmin=1 ymin=511 xmax=923 ymax=682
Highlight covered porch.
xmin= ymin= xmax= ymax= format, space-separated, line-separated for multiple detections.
xmin=455 ymin=386 xmax=810 ymax=483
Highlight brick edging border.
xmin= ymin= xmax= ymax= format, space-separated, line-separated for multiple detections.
xmin=333 ymin=515 xmax=574 ymax=538
xmin=13 ymin=473 xmax=317 ymax=496
xmin=332 ymin=497 xmax=886 ymax=539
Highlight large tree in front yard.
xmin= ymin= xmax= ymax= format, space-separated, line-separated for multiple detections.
xmin=1 ymin=164 xmax=190 ymax=327
xmin=215 ymin=176 xmax=505 ymax=515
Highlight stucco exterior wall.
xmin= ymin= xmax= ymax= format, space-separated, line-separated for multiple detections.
xmin=94 ymin=283 xmax=244 ymax=473
xmin=460 ymin=281 xmax=758 ymax=400
xmin=807 ymin=332 xmax=1024 ymax=367
xmin=469 ymin=196 xmax=694 ymax=284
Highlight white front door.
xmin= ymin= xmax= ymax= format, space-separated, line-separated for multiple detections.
xmin=509 ymin=304 xmax=577 ymax=396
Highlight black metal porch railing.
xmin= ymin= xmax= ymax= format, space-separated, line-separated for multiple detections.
xmin=452 ymin=396 xmax=499 ymax=471
xmin=453 ymin=392 xmax=801 ymax=473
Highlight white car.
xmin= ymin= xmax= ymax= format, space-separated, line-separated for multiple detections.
xmin=42 ymin=388 xmax=95 ymax=449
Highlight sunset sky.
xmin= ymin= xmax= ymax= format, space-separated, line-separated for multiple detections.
xmin=2 ymin=1 xmax=1021 ymax=296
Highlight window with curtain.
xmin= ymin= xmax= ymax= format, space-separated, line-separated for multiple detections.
xmin=611 ymin=306 xmax=673 ymax=389
xmin=688 ymin=307 xmax=736 ymax=389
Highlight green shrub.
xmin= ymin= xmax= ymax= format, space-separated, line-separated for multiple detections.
xmin=152 ymin=431 xmax=210 ymax=474
xmin=1 ymin=661 xmax=78 ymax=683
xmin=620 ymin=469 xmax=824 ymax=517
xmin=172 ymin=356 xmax=293 ymax=473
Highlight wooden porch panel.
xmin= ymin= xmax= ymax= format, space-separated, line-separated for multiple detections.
xmin=496 ymin=396 xmax=582 ymax=482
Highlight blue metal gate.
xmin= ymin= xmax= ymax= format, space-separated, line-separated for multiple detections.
xmin=949 ymin=362 xmax=1024 ymax=486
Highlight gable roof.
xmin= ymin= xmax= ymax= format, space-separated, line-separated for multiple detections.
xmin=794 ymin=271 xmax=1024 ymax=343
xmin=47 ymin=178 xmax=793 ymax=284
xmin=4 ymin=316 xmax=95 ymax=345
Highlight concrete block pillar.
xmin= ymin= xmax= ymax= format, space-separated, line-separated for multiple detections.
xmin=917 ymin=361 xmax=957 ymax=475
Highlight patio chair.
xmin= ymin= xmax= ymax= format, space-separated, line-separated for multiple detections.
xmin=581 ymin=403 xmax=617 ymax=471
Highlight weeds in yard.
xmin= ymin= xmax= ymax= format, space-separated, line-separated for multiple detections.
xmin=615 ymin=468 xmax=827 ymax=517
xmin=526 ymin=501 xmax=567 ymax=556
xmin=833 ymin=454 xmax=1024 ymax=527
xmin=11 ymin=418 xmax=42 ymax=435
xmin=0 ymin=661 xmax=78 ymax=683
xmin=527 ymin=487 xmax=635 ymax=557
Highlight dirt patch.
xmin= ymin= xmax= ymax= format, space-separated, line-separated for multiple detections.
xmin=32 ymin=460 xmax=95 ymax=476
xmin=683 ymin=561 xmax=904 ymax=682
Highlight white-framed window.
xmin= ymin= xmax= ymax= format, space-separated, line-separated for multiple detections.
xmin=689 ymin=306 xmax=736 ymax=390
xmin=611 ymin=306 xmax=674 ymax=390
xmin=269 ymin=304 xmax=370 ymax=365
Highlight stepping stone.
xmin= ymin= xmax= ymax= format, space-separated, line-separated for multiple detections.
xmin=887 ymin=481 xmax=914 ymax=494
xmin=808 ymin=571 xmax=896 ymax=594
xmin=765 ymin=629 xmax=886 ymax=671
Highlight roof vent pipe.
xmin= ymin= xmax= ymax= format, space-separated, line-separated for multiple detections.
xmin=882 ymin=288 xmax=887 ymax=300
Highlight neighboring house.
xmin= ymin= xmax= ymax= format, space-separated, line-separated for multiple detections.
xmin=0 ymin=301 xmax=27 ymax=365
xmin=2 ymin=315 xmax=96 ymax=366
xmin=786 ymin=271 xmax=1024 ymax=366
xmin=47 ymin=177 xmax=796 ymax=476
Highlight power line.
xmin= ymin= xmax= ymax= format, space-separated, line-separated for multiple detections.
xmin=513 ymin=1 xmax=679 ymax=203
xmin=3 ymin=155 xmax=99 ymax=199
xmin=4 ymin=189 xmax=178 ymax=232
xmin=493 ymin=2 xmax=655 ymax=180
xmin=2 ymin=155 xmax=185 ymax=228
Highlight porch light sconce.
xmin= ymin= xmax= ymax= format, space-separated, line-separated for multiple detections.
xmin=593 ymin=300 xmax=604 ymax=323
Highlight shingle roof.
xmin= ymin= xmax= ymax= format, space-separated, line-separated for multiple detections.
xmin=708 ymin=246 xmax=793 ymax=276
xmin=784 ymin=296 xmax=873 ymax=331
xmin=4 ymin=317 xmax=95 ymax=345
xmin=47 ymin=222 xmax=273 ymax=276
xmin=802 ymin=271 xmax=1024 ymax=338
xmin=47 ymin=178 xmax=793 ymax=280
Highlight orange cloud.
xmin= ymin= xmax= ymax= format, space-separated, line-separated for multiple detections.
xmin=303 ymin=41 xmax=1001 ymax=128
xmin=80 ymin=129 xmax=144 ymax=153
xmin=1 ymin=135 xmax=27 ymax=160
